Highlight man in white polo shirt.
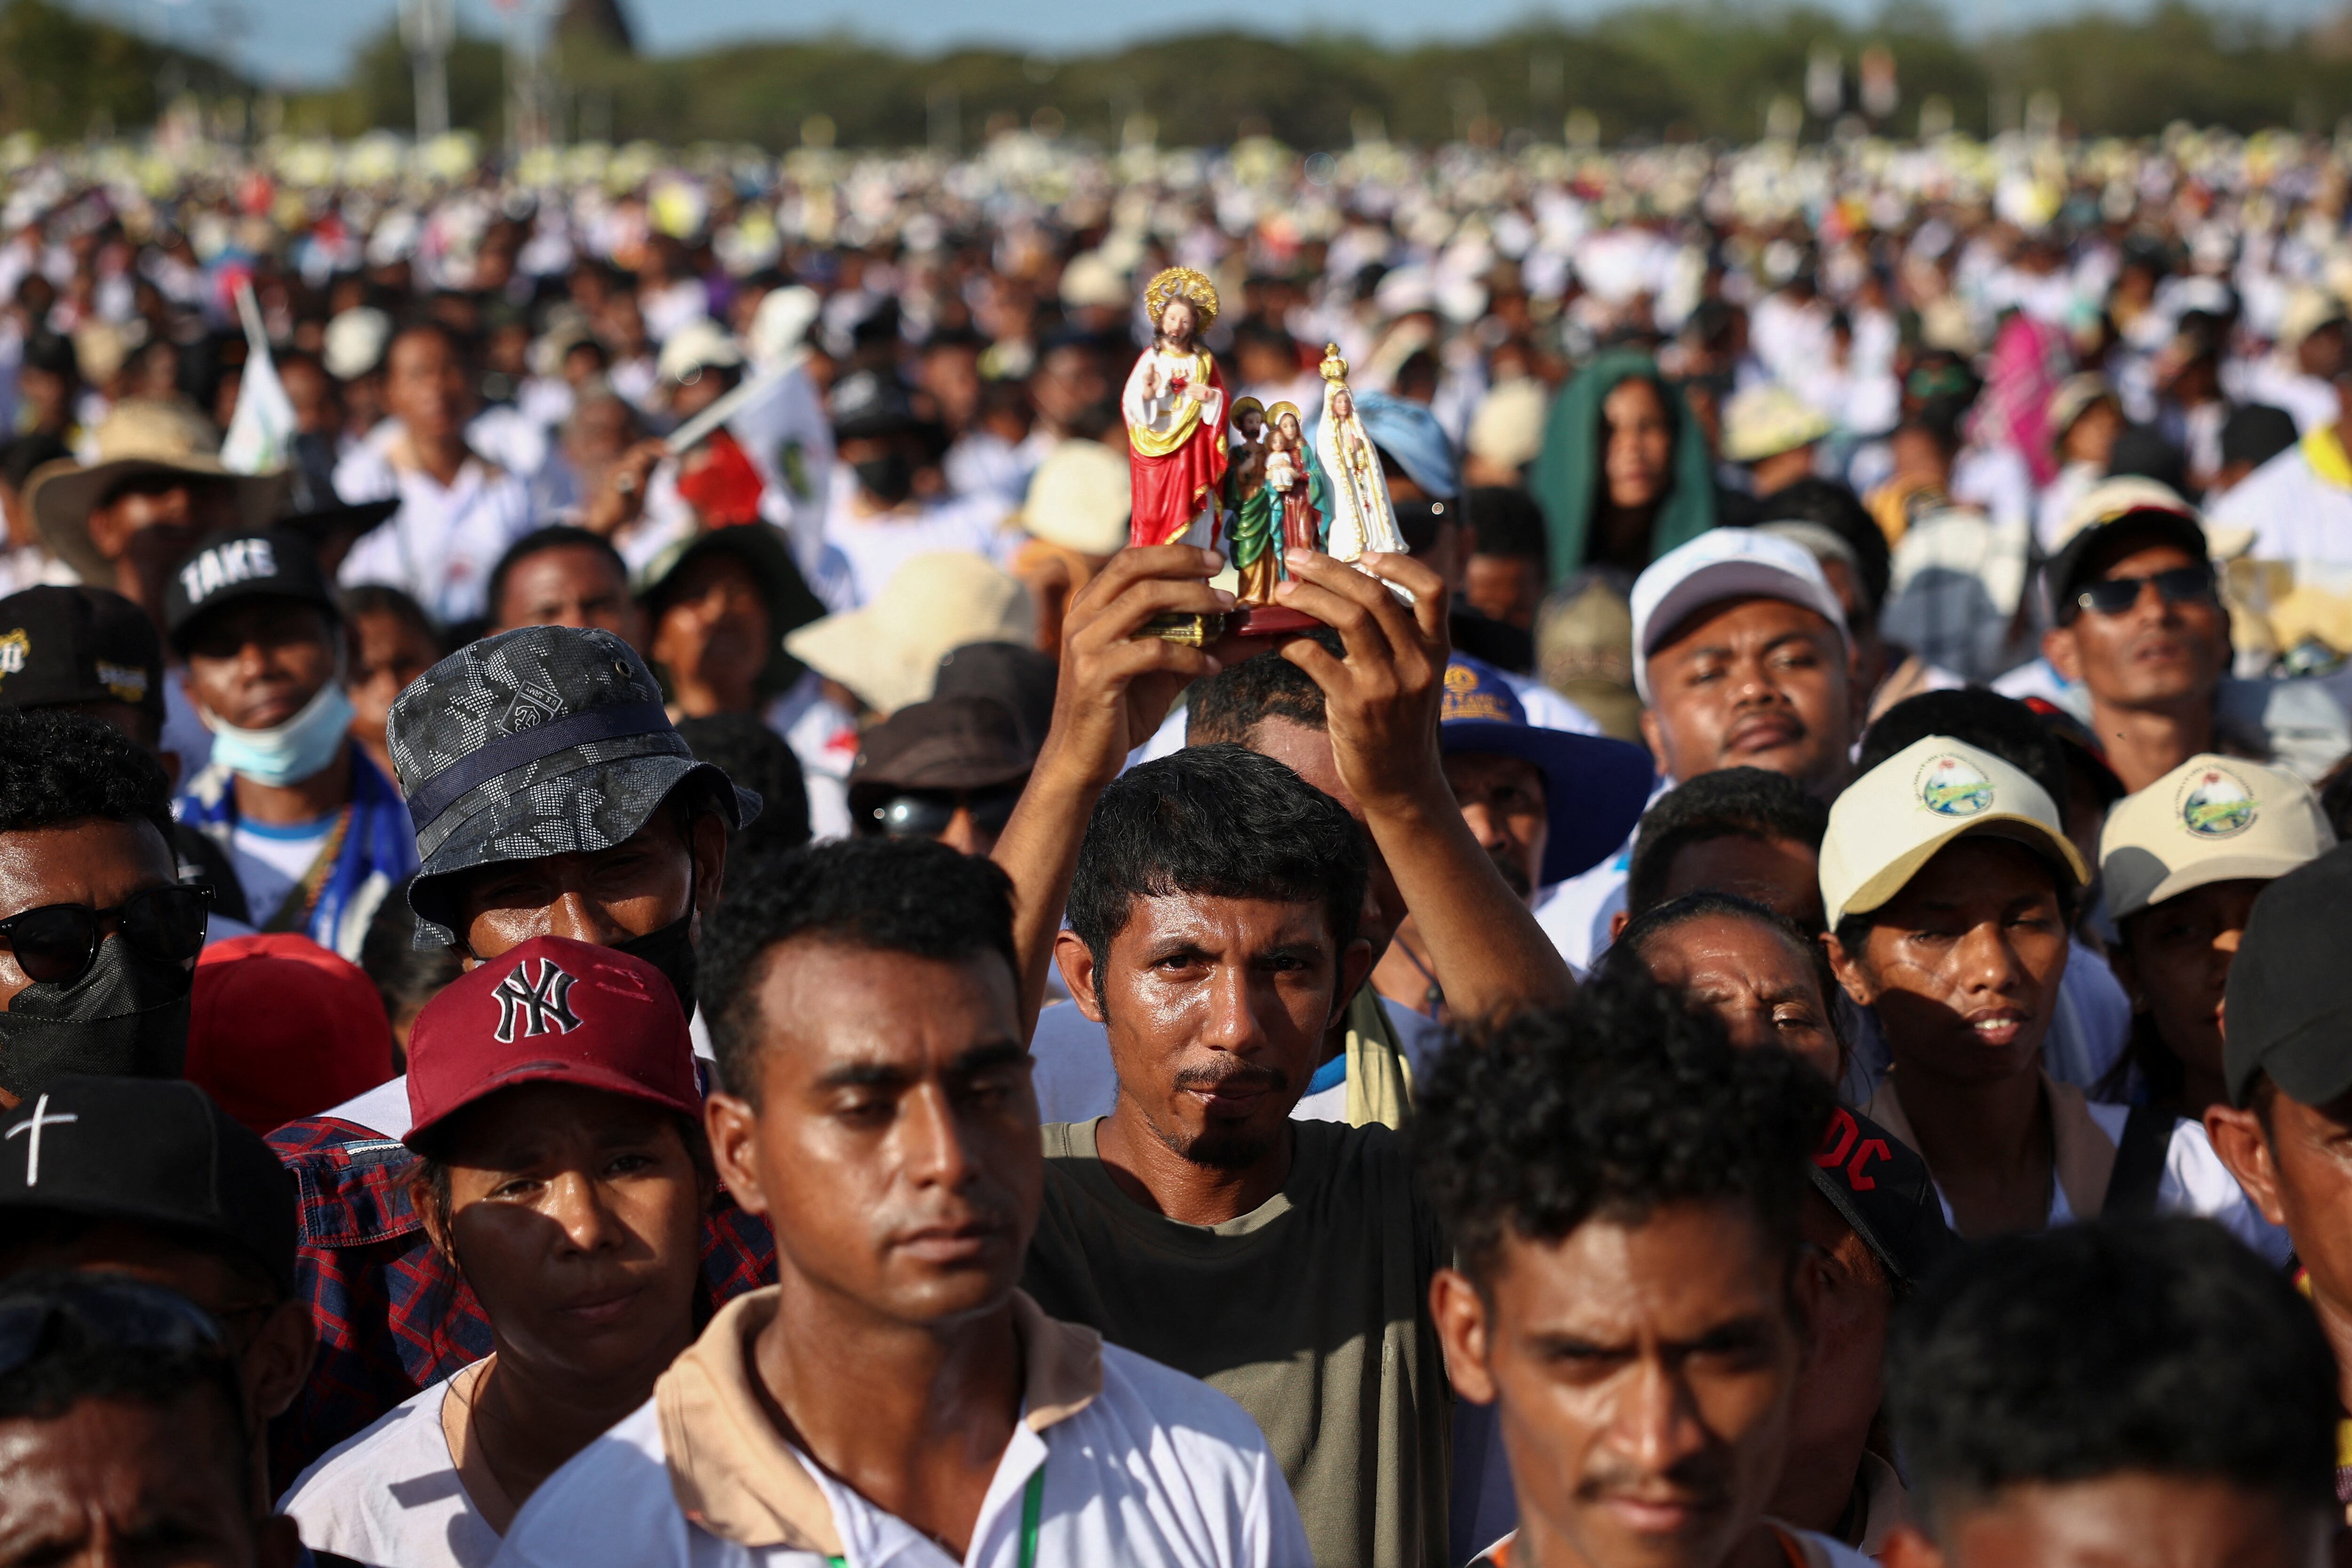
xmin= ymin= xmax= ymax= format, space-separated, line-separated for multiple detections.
xmin=492 ymin=838 xmax=1305 ymax=1568
xmin=1541 ymin=527 xmax=1857 ymax=968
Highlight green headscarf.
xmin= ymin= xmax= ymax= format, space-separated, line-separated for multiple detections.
xmin=1529 ymin=351 xmax=1718 ymax=584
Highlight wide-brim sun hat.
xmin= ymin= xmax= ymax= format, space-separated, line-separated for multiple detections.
xmin=786 ymin=553 xmax=1035 ymax=718
xmin=26 ymin=399 xmax=291 ymax=586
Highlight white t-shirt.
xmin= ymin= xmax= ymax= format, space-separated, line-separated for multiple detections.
xmin=282 ymin=1368 xmax=502 ymax=1568
xmin=228 ymin=813 xmax=336 ymax=928
xmin=491 ymin=1346 xmax=1307 ymax=1568
xmin=2210 ymin=442 xmax=2352 ymax=572
xmin=335 ymin=423 xmax=536 ymax=626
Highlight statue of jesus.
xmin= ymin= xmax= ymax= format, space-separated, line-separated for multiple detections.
xmin=1122 ymin=268 xmax=1229 ymax=551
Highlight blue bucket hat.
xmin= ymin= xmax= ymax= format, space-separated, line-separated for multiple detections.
xmin=1439 ymin=652 xmax=1655 ymax=885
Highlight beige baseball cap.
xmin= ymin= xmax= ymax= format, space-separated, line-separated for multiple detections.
xmin=1821 ymin=735 xmax=2089 ymax=929
xmin=2099 ymin=753 xmax=2335 ymax=921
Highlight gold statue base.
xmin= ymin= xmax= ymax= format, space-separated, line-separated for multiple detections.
xmin=1143 ymin=604 xmax=1321 ymax=646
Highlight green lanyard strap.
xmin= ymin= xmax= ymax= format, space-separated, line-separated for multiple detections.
xmin=826 ymin=1463 xmax=1044 ymax=1568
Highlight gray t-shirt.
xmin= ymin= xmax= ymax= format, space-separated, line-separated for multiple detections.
xmin=1023 ymin=1117 xmax=1451 ymax=1568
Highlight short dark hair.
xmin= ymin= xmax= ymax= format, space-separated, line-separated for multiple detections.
xmin=485 ymin=526 xmax=630 ymax=628
xmin=0 ymin=1272 xmax=248 ymax=1495
xmin=1624 ymin=768 xmax=1828 ymax=923
xmin=1066 ymin=744 xmax=1367 ymax=980
xmin=1888 ymin=1218 xmax=2339 ymax=1538
xmin=1415 ymin=971 xmax=1831 ymax=1286
xmin=1754 ymin=476 xmax=1891 ymax=616
xmin=1184 ymin=634 xmax=1340 ymax=745
xmin=699 ymin=838 xmax=1019 ymax=1100
xmin=1606 ymin=889 xmax=1819 ymax=982
xmin=1857 ymin=688 xmax=2067 ymax=807
xmin=1465 ymin=486 xmax=1549 ymax=567
xmin=358 ymin=875 xmax=464 ymax=1053
xmin=675 ymin=713 xmax=811 ymax=860
xmin=340 ymin=583 xmax=440 ymax=648
xmin=0 ymin=707 xmax=174 ymax=848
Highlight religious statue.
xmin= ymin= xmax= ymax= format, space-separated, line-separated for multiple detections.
xmin=1123 ymin=267 xmax=1229 ymax=552
xmin=1263 ymin=401 xmax=1323 ymax=562
xmin=1313 ymin=345 xmax=1413 ymax=602
xmin=1224 ymin=397 xmax=1276 ymax=604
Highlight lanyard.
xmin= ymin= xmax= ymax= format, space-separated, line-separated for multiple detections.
xmin=826 ymin=1464 xmax=1044 ymax=1568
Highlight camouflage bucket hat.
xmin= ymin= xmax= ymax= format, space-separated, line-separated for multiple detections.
xmin=388 ymin=626 xmax=759 ymax=945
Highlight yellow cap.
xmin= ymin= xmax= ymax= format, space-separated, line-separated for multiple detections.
xmin=2099 ymin=754 xmax=2335 ymax=921
xmin=1821 ymin=735 xmax=2089 ymax=929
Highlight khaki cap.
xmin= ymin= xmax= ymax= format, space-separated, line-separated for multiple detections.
xmin=2100 ymin=753 xmax=2334 ymax=921
xmin=785 ymin=552 xmax=1035 ymax=717
xmin=1821 ymin=735 xmax=2089 ymax=929
xmin=25 ymin=399 xmax=291 ymax=585
xmin=1018 ymin=440 xmax=1130 ymax=558
xmin=1720 ymin=383 xmax=1833 ymax=463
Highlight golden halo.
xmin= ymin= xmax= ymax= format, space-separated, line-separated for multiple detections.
xmin=1267 ymin=401 xmax=1303 ymax=427
xmin=1145 ymin=267 xmax=1220 ymax=331
xmin=1231 ymin=396 xmax=1266 ymax=419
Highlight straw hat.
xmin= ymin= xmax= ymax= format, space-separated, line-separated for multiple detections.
xmin=785 ymin=553 xmax=1035 ymax=717
xmin=25 ymin=400 xmax=291 ymax=586
xmin=1720 ymin=384 xmax=1834 ymax=463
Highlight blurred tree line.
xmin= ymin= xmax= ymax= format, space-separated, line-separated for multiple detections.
xmin=17 ymin=0 xmax=2352 ymax=147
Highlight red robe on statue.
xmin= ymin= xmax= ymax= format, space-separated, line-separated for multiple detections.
xmin=1122 ymin=348 xmax=1230 ymax=549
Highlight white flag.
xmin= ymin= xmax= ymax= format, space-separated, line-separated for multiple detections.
xmin=221 ymin=280 xmax=297 ymax=476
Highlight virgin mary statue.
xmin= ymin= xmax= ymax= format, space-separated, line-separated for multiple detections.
xmin=1312 ymin=345 xmax=1413 ymax=600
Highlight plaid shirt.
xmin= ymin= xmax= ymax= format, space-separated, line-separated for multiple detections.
xmin=265 ymin=1115 xmax=775 ymax=1495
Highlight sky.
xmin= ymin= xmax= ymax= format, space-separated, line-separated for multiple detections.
xmin=79 ymin=0 xmax=2349 ymax=90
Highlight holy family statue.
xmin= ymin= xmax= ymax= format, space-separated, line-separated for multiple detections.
xmin=1123 ymin=267 xmax=1408 ymax=638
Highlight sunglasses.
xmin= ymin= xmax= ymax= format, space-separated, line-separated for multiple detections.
xmin=0 ymin=884 xmax=211 ymax=987
xmin=0 ymin=1275 xmax=225 ymax=1379
xmin=2067 ymin=564 xmax=2216 ymax=622
xmin=857 ymin=784 xmax=1024 ymax=842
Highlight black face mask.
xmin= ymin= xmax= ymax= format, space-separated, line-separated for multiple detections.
xmin=613 ymin=904 xmax=698 ymax=1021
xmin=853 ymin=452 xmax=916 ymax=505
xmin=0 ymin=934 xmax=192 ymax=1098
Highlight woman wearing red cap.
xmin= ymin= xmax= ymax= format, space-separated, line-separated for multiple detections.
xmin=280 ymin=935 xmax=714 ymax=1568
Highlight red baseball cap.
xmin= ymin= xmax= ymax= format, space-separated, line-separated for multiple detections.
xmin=190 ymin=934 xmax=395 ymax=1134
xmin=403 ymin=935 xmax=702 ymax=1150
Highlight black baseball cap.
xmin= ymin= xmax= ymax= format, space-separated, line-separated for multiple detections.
xmin=1808 ymin=1104 xmax=1962 ymax=1288
xmin=0 ymin=585 xmax=165 ymax=723
xmin=0 ymin=1075 xmax=298 ymax=1299
xmin=162 ymin=527 xmax=340 ymax=654
xmin=2043 ymin=488 xmax=2209 ymax=623
xmin=2225 ymin=843 xmax=2352 ymax=1109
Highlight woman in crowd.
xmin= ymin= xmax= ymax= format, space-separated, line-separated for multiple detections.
xmin=1527 ymin=351 xmax=1718 ymax=580
xmin=1605 ymin=888 xmax=1844 ymax=1085
xmin=281 ymin=937 xmax=713 ymax=1567
xmin=1820 ymin=735 xmax=2097 ymax=1235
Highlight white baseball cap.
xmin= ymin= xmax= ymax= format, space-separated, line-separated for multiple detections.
xmin=2100 ymin=753 xmax=2335 ymax=921
xmin=1630 ymin=527 xmax=1849 ymax=702
xmin=1821 ymin=735 xmax=2089 ymax=930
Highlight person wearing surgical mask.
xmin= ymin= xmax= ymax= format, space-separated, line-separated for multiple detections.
xmin=168 ymin=529 xmax=418 ymax=962
xmin=817 ymin=369 xmax=1010 ymax=608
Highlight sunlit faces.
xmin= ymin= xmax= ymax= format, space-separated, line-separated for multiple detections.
xmin=707 ymin=942 xmax=1039 ymax=1326
xmin=418 ymin=1082 xmax=708 ymax=1387
xmin=181 ymin=600 xmax=338 ymax=732
xmin=1635 ymin=911 xmax=1840 ymax=1084
xmin=1880 ymin=1472 xmax=2331 ymax=1568
xmin=1826 ymin=837 xmax=2071 ymax=1088
xmin=1431 ymin=1200 xmax=1810 ymax=1568
xmin=452 ymin=806 xmax=723 ymax=964
xmin=2043 ymin=541 xmax=2228 ymax=711
xmin=2114 ymin=878 xmax=2263 ymax=1109
xmin=1442 ymin=752 xmax=1548 ymax=904
xmin=1639 ymin=598 xmax=1854 ymax=796
xmin=1057 ymin=890 xmax=1370 ymax=1172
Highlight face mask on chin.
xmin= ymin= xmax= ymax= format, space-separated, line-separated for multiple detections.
xmin=0 ymin=935 xmax=192 ymax=1099
xmin=203 ymin=679 xmax=356 ymax=789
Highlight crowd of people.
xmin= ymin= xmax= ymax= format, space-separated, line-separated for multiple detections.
xmin=7 ymin=119 xmax=2352 ymax=1567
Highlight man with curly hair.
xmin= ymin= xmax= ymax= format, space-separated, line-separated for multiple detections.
xmin=1414 ymin=972 xmax=1871 ymax=1568
xmin=0 ymin=705 xmax=206 ymax=1098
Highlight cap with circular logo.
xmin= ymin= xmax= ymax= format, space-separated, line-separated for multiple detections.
xmin=1820 ymin=734 xmax=2089 ymax=930
xmin=2099 ymin=753 xmax=2334 ymax=922
xmin=402 ymin=934 xmax=703 ymax=1151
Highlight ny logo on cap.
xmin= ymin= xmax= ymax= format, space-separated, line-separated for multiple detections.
xmin=492 ymin=958 xmax=582 ymax=1044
